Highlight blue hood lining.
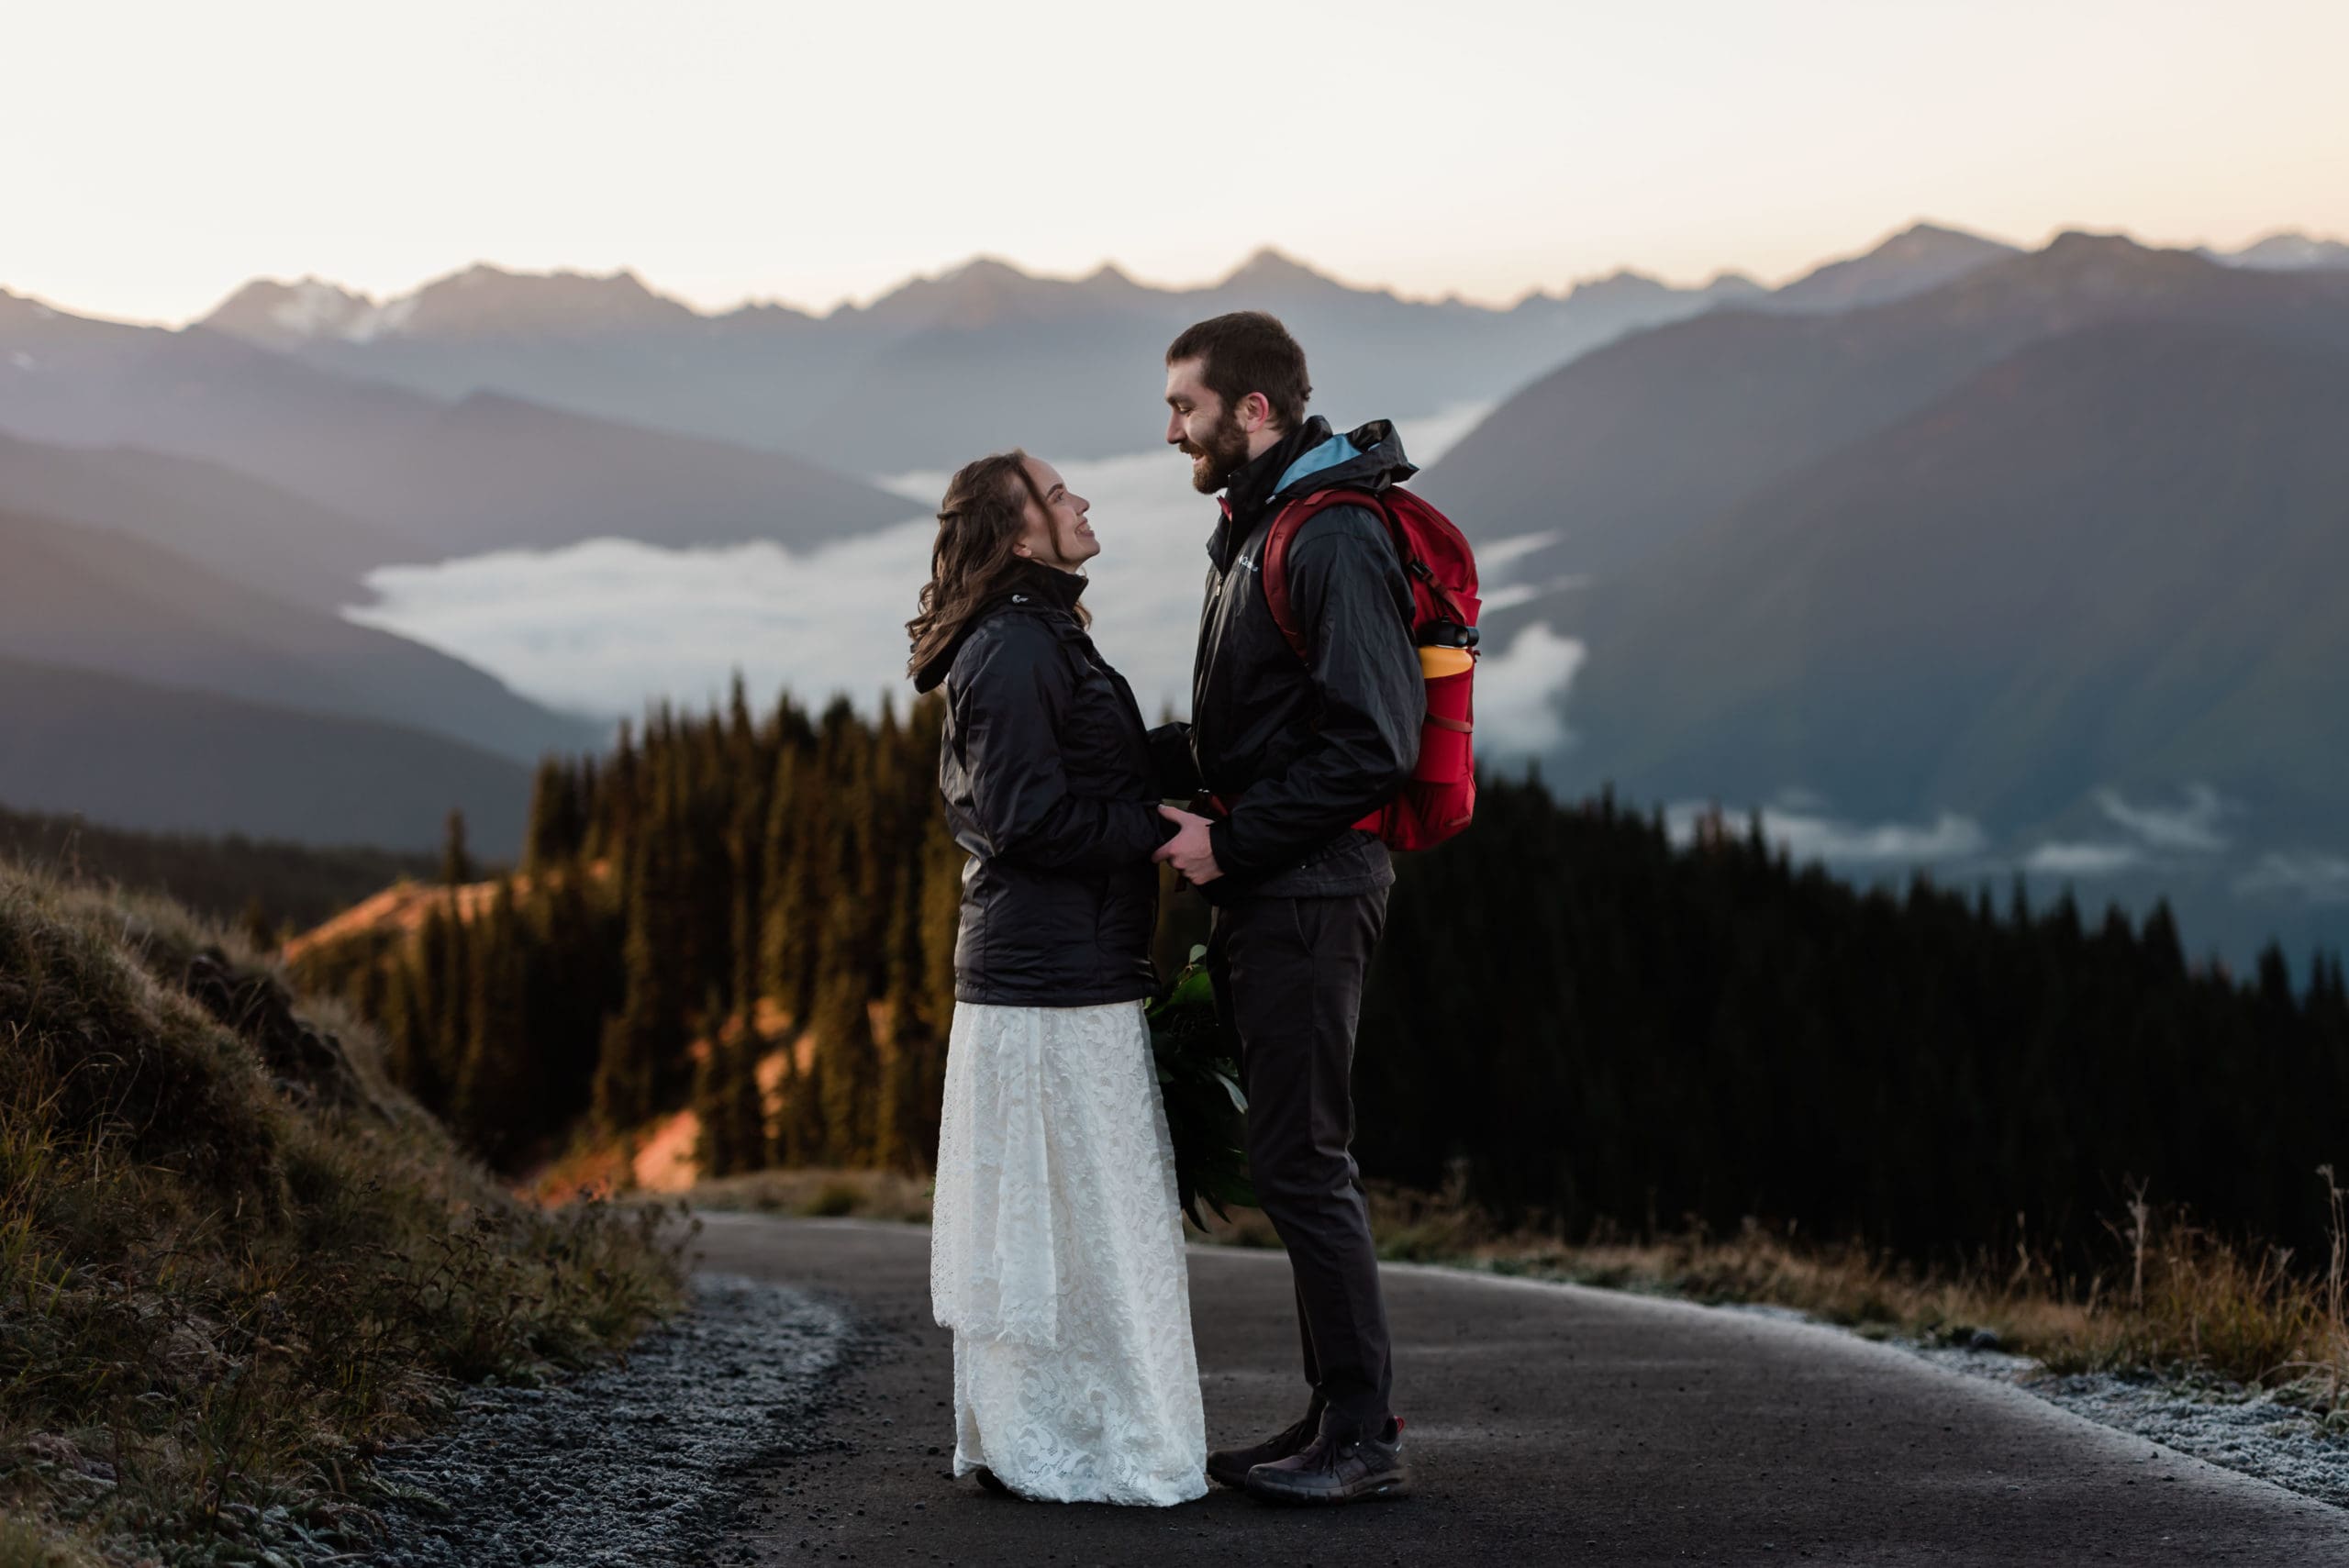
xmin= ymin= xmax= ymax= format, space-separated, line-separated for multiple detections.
xmin=1274 ymin=432 xmax=1363 ymax=497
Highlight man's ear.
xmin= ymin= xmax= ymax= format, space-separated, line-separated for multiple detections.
xmin=1240 ymin=392 xmax=1275 ymax=433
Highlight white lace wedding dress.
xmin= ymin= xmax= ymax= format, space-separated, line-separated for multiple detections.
xmin=930 ymin=997 xmax=1208 ymax=1505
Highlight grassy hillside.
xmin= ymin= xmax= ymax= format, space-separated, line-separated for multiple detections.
xmin=0 ymin=862 xmax=685 ymax=1565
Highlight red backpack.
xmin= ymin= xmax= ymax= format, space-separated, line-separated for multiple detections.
xmin=1262 ymin=485 xmax=1481 ymax=851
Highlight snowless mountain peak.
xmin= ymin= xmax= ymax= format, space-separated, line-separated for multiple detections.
xmin=2215 ymin=231 xmax=2349 ymax=272
xmin=1222 ymin=246 xmax=1339 ymax=292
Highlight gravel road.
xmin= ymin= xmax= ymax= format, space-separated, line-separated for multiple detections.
xmin=368 ymin=1270 xmax=852 ymax=1568
xmin=689 ymin=1212 xmax=2349 ymax=1567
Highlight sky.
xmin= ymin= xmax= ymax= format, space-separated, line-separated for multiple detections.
xmin=9 ymin=0 xmax=2349 ymax=325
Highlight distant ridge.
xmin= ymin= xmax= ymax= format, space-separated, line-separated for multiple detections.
xmin=0 ymin=655 xmax=530 ymax=852
xmin=1764 ymin=221 xmax=2019 ymax=313
xmin=169 ymin=237 xmax=1937 ymax=473
xmin=0 ymin=428 xmax=419 ymax=610
xmin=0 ymin=504 xmax=602 ymax=763
xmin=2207 ymin=231 xmax=2349 ymax=272
xmin=0 ymin=295 xmax=918 ymax=556
xmin=1423 ymin=232 xmax=2349 ymax=599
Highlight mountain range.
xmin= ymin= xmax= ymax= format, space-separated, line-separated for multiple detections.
xmin=6 ymin=217 xmax=2347 ymax=900
xmin=182 ymin=226 xmax=2053 ymax=475
xmin=1421 ymin=232 xmax=2349 ymax=964
xmin=1425 ymin=233 xmax=2349 ymax=602
xmin=0 ymin=290 xmax=916 ymax=569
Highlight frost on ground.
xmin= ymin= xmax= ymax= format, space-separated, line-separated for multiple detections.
xmin=371 ymin=1273 xmax=852 ymax=1568
xmin=1911 ymin=1341 xmax=2349 ymax=1510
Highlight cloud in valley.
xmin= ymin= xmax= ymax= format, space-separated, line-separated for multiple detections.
xmin=2023 ymin=841 xmax=2147 ymax=877
xmin=346 ymin=406 xmax=1599 ymax=751
xmin=1665 ymin=801 xmax=1988 ymax=866
xmin=2096 ymin=784 xmax=2233 ymax=851
xmin=2235 ymin=853 xmax=2349 ymax=906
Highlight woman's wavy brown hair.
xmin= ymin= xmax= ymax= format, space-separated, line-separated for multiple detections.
xmin=906 ymin=450 xmax=1084 ymax=683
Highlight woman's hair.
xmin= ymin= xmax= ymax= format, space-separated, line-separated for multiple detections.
xmin=905 ymin=450 xmax=1083 ymax=680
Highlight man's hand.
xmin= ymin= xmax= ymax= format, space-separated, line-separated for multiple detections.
xmin=1153 ymin=806 xmax=1223 ymax=884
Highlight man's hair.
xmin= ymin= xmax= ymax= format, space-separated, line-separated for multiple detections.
xmin=1165 ymin=311 xmax=1311 ymax=430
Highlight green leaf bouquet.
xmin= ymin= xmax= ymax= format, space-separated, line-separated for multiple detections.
xmin=1147 ymin=946 xmax=1256 ymax=1230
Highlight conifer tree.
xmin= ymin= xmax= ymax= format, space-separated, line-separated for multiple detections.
xmin=455 ymin=880 xmax=532 ymax=1164
xmin=440 ymin=809 xmax=474 ymax=886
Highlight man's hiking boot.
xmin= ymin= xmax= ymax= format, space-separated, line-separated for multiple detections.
xmin=1242 ymin=1418 xmax=1408 ymax=1506
xmin=1206 ymin=1406 xmax=1324 ymax=1489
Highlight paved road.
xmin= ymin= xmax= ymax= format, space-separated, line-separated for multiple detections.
xmin=690 ymin=1212 xmax=2349 ymax=1566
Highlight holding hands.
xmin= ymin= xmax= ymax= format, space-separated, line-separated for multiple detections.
xmin=1154 ymin=806 xmax=1222 ymax=884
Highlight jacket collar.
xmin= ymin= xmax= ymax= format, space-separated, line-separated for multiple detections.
xmin=909 ymin=559 xmax=1089 ymax=692
xmin=1003 ymin=555 xmax=1089 ymax=616
xmin=1208 ymin=416 xmax=1419 ymax=570
xmin=1221 ymin=417 xmax=1331 ymax=533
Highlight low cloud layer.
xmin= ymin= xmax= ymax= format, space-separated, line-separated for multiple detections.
xmin=1665 ymin=801 xmax=1989 ymax=865
xmin=2236 ymin=853 xmax=2349 ymax=906
xmin=2097 ymin=784 xmax=2233 ymax=851
xmin=348 ymin=406 xmax=1586 ymax=752
xmin=2024 ymin=840 xmax=2147 ymax=876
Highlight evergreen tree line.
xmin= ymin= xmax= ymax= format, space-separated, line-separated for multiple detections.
xmin=298 ymin=683 xmax=961 ymax=1178
xmin=299 ymin=692 xmax=2349 ymax=1270
xmin=1356 ymin=780 xmax=2349 ymax=1268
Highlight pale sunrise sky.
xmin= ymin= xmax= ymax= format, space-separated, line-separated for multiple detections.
xmin=8 ymin=0 xmax=2347 ymax=325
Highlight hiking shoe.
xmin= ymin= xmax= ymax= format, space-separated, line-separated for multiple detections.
xmin=1243 ymin=1418 xmax=1408 ymax=1506
xmin=1206 ymin=1406 xmax=1324 ymax=1489
xmin=972 ymin=1466 xmax=1013 ymax=1496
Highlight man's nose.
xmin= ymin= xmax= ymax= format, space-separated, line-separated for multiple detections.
xmin=1164 ymin=409 xmax=1184 ymax=445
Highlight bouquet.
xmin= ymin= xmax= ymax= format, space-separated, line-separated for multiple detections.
xmin=1146 ymin=946 xmax=1256 ymax=1230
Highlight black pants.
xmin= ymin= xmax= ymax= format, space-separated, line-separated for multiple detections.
xmin=1207 ymin=888 xmax=1394 ymax=1440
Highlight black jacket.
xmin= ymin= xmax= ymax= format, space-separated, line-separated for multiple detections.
xmin=1150 ymin=417 xmax=1423 ymax=906
xmin=915 ymin=560 xmax=1172 ymax=1006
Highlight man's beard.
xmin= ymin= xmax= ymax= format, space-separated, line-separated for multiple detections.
xmin=1181 ymin=406 xmax=1253 ymax=495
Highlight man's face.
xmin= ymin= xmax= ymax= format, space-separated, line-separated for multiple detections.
xmin=1164 ymin=357 xmax=1255 ymax=495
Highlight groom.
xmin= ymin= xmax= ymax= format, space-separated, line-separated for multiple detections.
xmin=1151 ymin=310 xmax=1421 ymax=1505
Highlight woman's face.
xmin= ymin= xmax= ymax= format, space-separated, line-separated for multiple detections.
xmin=1010 ymin=457 xmax=1099 ymax=572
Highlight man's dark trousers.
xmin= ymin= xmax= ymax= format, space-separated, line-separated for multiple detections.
xmin=1207 ymin=887 xmax=1395 ymax=1440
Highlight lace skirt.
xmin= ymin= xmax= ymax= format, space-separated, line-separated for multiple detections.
xmin=930 ymin=998 xmax=1208 ymax=1506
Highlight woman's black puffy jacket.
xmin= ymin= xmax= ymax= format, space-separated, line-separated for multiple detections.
xmin=913 ymin=561 xmax=1172 ymax=1006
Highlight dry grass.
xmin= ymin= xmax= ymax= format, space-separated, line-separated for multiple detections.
xmin=1246 ymin=1173 xmax=2349 ymax=1418
xmin=0 ymin=863 xmax=690 ymax=1564
xmin=689 ymin=1166 xmax=934 ymax=1223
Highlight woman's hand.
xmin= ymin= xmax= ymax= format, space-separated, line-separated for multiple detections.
xmin=1154 ymin=806 xmax=1222 ymax=884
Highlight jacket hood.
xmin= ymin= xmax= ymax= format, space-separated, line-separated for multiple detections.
xmin=1272 ymin=417 xmax=1417 ymax=499
xmin=911 ymin=558 xmax=1088 ymax=694
xmin=1217 ymin=416 xmax=1418 ymax=550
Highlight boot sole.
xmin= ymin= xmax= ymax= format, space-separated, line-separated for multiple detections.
xmin=1241 ymin=1473 xmax=1408 ymax=1506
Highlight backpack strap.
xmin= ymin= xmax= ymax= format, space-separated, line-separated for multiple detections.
xmin=1261 ymin=488 xmax=1391 ymax=665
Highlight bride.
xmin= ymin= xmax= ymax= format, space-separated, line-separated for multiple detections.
xmin=907 ymin=449 xmax=1211 ymax=1505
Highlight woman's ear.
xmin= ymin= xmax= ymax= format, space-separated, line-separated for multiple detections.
xmin=1010 ymin=540 xmax=1034 ymax=559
